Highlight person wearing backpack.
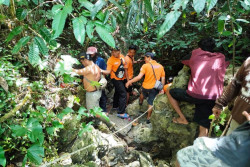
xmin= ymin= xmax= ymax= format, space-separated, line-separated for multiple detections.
xmin=101 ymin=46 xmax=130 ymax=119
xmin=126 ymin=52 xmax=165 ymax=123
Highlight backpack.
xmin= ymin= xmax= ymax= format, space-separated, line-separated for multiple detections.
xmin=114 ymin=59 xmax=125 ymax=78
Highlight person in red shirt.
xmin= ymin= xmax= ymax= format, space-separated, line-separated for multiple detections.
xmin=126 ymin=52 xmax=165 ymax=123
xmin=101 ymin=47 xmax=129 ymax=119
xmin=166 ymin=38 xmax=229 ymax=137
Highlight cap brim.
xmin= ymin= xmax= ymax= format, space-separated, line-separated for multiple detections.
xmin=86 ymin=51 xmax=95 ymax=54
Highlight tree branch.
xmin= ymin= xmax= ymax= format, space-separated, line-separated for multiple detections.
xmin=0 ymin=92 xmax=31 ymax=123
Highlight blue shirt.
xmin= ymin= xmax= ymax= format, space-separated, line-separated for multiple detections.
xmin=95 ymin=57 xmax=106 ymax=70
xmin=213 ymin=121 xmax=250 ymax=167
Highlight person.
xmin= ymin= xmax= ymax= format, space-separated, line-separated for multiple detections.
xmin=166 ymin=38 xmax=230 ymax=137
xmin=212 ymin=57 xmax=250 ymax=135
xmin=86 ymin=47 xmax=107 ymax=113
xmin=176 ymin=111 xmax=250 ymax=167
xmin=72 ymin=52 xmax=101 ymax=111
xmin=124 ymin=45 xmax=142 ymax=105
xmin=101 ymin=46 xmax=129 ymax=119
xmin=126 ymin=52 xmax=165 ymax=123
xmin=163 ymin=76 xmax=174 ymax=93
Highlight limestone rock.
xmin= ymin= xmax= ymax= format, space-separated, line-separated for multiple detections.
xmin=58 ymin=114 xmax=81 ymax=147
xmin=151 ymin=66 xmax=198 ymax=157
xmin=128 ymin=123 xmax=158 ymax=144
xmin=126 ymin=99 xmax=148 ymax=116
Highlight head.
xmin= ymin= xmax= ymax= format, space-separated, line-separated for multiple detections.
xmin=78 ymin=52 xmax=93 ymax=66
xmin=86 ymin=47 xmax=98 ymax=58
xmin=128 ymin=45 xmax=137 ymax=57
xmin=144 ymin=52 xmax=154 ymax=63
xmin=111 ymin=46 xmax=121 ymax=58
xmin=167 ymin=76 xmax=174 ymax=83
xmin=198 ymin=38 xmax=216 ymax=52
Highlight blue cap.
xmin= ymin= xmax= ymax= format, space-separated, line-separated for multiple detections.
xmin=145 ymin=52 xmax=155 ymax=58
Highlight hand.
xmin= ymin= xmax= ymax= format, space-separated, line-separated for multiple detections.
xmin=125 ymin=81 xmax=131 ymax=88
xmin=159 ymin=89 xmax=164 ymax=94
xmin=212 ymin=107 xmax=222 ymax=118
xmin=242 ymin=111 xmax=250 ymax=121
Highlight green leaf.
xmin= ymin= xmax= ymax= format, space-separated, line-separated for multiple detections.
xmin=28 ymin=42 xmax=41 ymax=66
xmin=27 ymin=144 xmax=44 ymax=165
xmin=39 ymin=27 xmax=52 ymax=43
xmin=77 ymin=106 xmax=87 ymax=120
xmin=73 ymin=16 xmax=87 ymax=44
xmin=26 ymin=118 xmax=44 ymax=144
xmin=39 ymin=27 xmax=57 ymax=47
xmin=10 ymin=125 xmax=27 ymax=136
xmin=111 ymin=15 xmax=116 ymax=29
xmin=108 ymin=0 xmax=124 ymax=12
xmin=79 ymin=122 xmax=93 ymax=136
xmin=144 ymin=0 xmax=154 ymax=20
xmin=0 ymin=146 xmax=6 ymax=167
xmin=0 ymin=125 xmax=5 ymax=135
xmin=222 ymin=31 xmax=232 ymax=36
xmin=46 ymin=127 xmax=55 ymax=135
xmin=208 ymin=114 xmax=215 ymax=120
xmin=64 ymin=0 xmax=73 ymax=14
xmin=0 ymin=0 xmax=10 ymax=6
xmin=79 ymin=0 xmax=94 ymax=11
xmin=206 ymin=0 xmax=218 ymax=11
xmin=16 ymin=8 xmax=27 ymax=21
xmin=214 ymin=125 xmax=220 ymax=132
xmin=91 ymin=0 xmax=106 ymax=19
xmin=36 ymin=106 xmax=47 ymax=113
xmin=57 ymin=107 xmax=74 ymax=120
xmin=193 ymin=0 xmax=206 ymax=13
xmin=173 ymin=0 xmax=190 ymax=10
xmin=22 ymin=154 xmax=28 ymax=167
xmin=52 ymin=120 xmax=64 ymax=128
xmin=52 ymin=9 xmax=68 ymax=39
xmin=34 ymin=36 xmax=48 ymax=56
xmin=86 ymin=21 xmax=95 ymax=39
xmin=236 ymin=19 xmax=250 ymax=23
xmin=158 ymin=11 xmax=181 ymax=38
xmin=218 ymin=20 xmax=224 ymax=34
xmin=52 ymin=4 xmax=63 ymax=16
xmin=5 ymin=26 xmax=23 ymax=42
xmin=96 ymin=24 xmax=115 ymax=47
xmin=12 ymin=36 xmax=30 ymax=54
xmin=32 ymin=0 xmax=39 ymax=5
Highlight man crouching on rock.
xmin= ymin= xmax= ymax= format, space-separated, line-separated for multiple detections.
xmin=166 ymin=38 xmax=229 ymax=137
xmin=72 ymin=52 xmax=102 ymax=111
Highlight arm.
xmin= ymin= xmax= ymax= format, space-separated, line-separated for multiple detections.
xmin=125 ymin=68 xmax=129 ymax=81
xmin=161 ymin=77 xmax=165 ymax=86
xmin=126 ymin=73 xmax=144 ymax=88
xmin=212 ymin=62 xmax=245 ymax=117
xmin=101 ymin=69 xmax=111 ymax=75
xmin=72 ymin=68 xmax=86 ymax=76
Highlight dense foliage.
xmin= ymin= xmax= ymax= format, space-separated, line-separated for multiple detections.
xmin=0 ymin=0 xmax=249 ymax=166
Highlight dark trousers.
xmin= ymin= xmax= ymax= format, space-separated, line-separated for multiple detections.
xmin=99 ymin=90 xmax=107 ymax=112
xmin=112 ymin=79 xmax=126 ymax=114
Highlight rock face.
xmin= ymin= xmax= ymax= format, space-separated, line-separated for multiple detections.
xmin=150 ymin=65 xmax=198 ymax=157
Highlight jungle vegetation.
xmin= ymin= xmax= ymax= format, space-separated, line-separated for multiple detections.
xmin=0 ymin=0 xmax=249 ymax=166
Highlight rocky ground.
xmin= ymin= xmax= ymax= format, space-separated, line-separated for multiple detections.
xmin=37 ymin=65 xmax=234 ymax=167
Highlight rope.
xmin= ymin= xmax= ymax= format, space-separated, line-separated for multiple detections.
xmin=40 ymin=106 xmax=152 ymax=167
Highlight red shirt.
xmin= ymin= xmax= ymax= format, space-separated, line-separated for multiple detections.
xmin=182 ymin=48 xmax=230 ymax=100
